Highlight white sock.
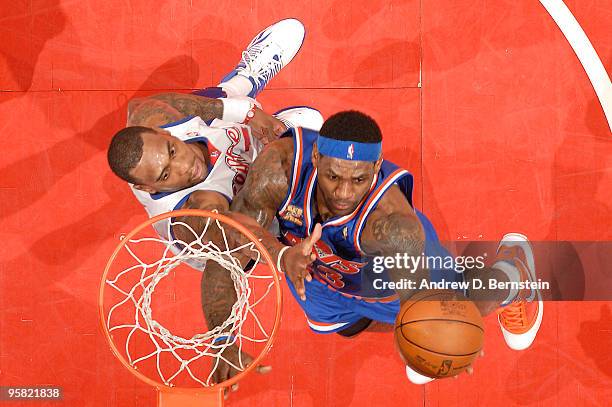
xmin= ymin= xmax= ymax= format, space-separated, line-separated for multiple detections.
xmin=492 ymin=261 xmax=520 ymax=305
xmin=219 ymin=75 xmax=253 ymax=97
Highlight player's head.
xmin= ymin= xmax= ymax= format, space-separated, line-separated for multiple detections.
xmin=312 ymin=110 xmax=383 ymax=216
xmin=107 ymin=126 xmax=208 ymax=193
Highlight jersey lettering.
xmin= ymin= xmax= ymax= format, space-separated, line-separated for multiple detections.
xmin=283 ymin=230 xmax=366 ymax=283
xmin=315 ymin=265 xmax=346 ymax=289
xmin=224 ymin=127 xmax=251 ymax=195
xmin=312 ymin=238 xmax=365 ymax=274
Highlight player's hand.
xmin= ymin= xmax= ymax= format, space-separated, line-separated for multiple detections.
xmin=211 ymin=344 xmax=271 ymax=397
xmin=281 ymin=223 xmax=322 ymax=301
xmin=248 ymin=107 xmax=287 ymax=144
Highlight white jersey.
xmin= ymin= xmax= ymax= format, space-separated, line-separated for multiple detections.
xmin=130 ymin=115 xmax=262 ymax=241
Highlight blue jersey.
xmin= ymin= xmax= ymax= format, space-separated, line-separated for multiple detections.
xmin=277 ymin=127 xmax=415 ymax=301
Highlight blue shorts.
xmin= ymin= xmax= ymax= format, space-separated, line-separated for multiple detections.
xmin=286 ymin=210 xmax=463 ymax=334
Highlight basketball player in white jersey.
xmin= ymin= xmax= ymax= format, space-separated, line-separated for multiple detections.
xmin=106 ymin=16 xmax=325 ymax=287
xmin=108 ymin=19 xmax=323 ymax=232
xmin=107 ymin=19 xmax=325 ymax=389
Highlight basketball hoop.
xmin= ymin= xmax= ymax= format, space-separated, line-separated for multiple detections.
xmin=99 ymin=209 xmax=282 ymax=406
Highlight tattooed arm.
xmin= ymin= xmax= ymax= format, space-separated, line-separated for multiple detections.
xmin=231 ymin=137 xmax=293 ymax=227
xmin=359 ymin=186 xmax=426 ymax=304
xmin=127 ymin=93 xmax=223 ymax=128
xmin=173 ymin=135 xmax=294 ymax=265
xmin=169 ymin=190 xmax=272 ymax=384
xmin=172 ymin=139 xmax=316 ymax=383
xmin=126 ymin=92 xmax=286 ymax=142
xmin=232 ymin=137 xmax=320 ymax=300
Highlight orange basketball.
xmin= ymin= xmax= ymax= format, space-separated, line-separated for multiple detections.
xmin=394 ymin=289 xmax=484 ymax=379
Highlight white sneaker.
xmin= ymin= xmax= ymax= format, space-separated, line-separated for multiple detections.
xmin=405 ymin=365 xmax=435 ymax=385
xmin=220 ymin=18 xmax=305 ymax=98
xmin=274 ymin=106 xmax=324 ymax=131
xmin=494 ymin=233 xmax=544 ymax=351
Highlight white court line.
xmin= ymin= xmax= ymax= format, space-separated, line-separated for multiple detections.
xmin=539 ymin=0 xmax=612 ymax=133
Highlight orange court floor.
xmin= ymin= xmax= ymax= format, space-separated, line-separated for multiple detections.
xmin=1 ymin=0 xmax=611 ymax=406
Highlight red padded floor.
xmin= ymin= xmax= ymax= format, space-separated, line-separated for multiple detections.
xmin=1 ymin=1 xmax=611 ymax=406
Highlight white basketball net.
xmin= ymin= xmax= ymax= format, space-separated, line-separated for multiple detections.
xmin=104 ymin=213 xmax=276 ymax=387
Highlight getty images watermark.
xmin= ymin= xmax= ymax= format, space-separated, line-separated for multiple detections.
xmin=371 ymin=253 xmax=550 ymax=292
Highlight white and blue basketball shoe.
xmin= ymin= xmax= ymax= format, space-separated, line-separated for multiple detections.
xmin=220 ymin=18 xmax=305 ymax=98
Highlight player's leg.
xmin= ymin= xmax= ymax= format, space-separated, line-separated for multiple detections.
xmin=329 ymin=294 xmax=400 ymax=338
xmin=193 ymin=19 xmax=305 ymax=100
xmin=335 ymin=317 xmax=374 ymax=337
xmin=460 ymin=234 xmax=542 ymax=350
xmin=417 ymin=211 xmax=543 ymax=351
xmin=284 ymin=275 xmax=366 ymax=335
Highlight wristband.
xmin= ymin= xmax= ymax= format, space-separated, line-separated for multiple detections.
xmin=242 ymin=103 xmax=257 ymax=125
xmin=276 ymin=246 xmax=290 ymax=274
xmin=221 ymin=98 xmax=252 ymax=123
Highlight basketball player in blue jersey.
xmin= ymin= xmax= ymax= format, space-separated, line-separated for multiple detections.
xmin=231 ymin=110 xmax=544 ymax=384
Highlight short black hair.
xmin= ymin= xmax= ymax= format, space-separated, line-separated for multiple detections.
xmin=107 ymin=126 xmax=153 ymax=183
xmin=319 ymin=110 xmax=382 ymax=143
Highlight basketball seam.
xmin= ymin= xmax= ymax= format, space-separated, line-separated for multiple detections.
xmin=400 ymin=291 xmax=453 ymax=317
xmin=396 ymin=326 xmax=482 ymax=357
xmin=400 ymin=318 xmax=484 ymax=332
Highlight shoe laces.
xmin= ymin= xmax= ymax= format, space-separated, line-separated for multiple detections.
xmin=240 ymin=44 xmax=283 ymax=88
xmin=499 ymin=301 xmax=526 ymax=330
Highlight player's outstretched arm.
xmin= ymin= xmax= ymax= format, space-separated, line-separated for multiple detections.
xmin=174 ymin=140 xmax=316 ymax=384
xmin=232 ymin=138 xmax=318 ymax=300
xmin=359 ymin=186 xmax=426 ymax=304
xmin=198 ymin=247 xmax=274 ymax=389
xmin=172 ymin=144 xmax=318 ymax=300
xmin=170 ymin=193 xmax=274 ymax=387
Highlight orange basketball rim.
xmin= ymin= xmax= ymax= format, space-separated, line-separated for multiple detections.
xmin=98 ymin=209 xmax=283 ymax=407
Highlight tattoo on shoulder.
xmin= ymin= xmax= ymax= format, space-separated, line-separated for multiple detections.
xmin=231 ymin=144 xmax=289 ymax=227
xmin=364 ymin=212 xmax=425 ymax=257
xmin=127 ymin=99 xmax=182 ymax=127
